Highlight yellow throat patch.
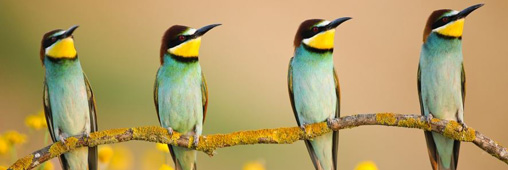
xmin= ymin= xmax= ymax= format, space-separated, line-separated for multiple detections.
xmin=46 ymin=37 xmax=77 ymax=59
xmin=169 ymin=38 xmax=201 ymax=57
xmin=304 ymin=29 xmax=335 ymax=50
xmin=436 ymin=19 xmax=465 ymax=38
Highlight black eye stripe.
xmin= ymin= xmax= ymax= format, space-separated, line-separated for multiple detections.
xmin=432 ymin=16 xmax=456 ymax=29
xmin=43 ymin=37 xmax=57 ymax=48
xmin=43 ymin=33 xmax=70 ymax=49
xmin=302 ymin=26 xmax=325 ymax=39
xmin=167 ymin=34 xmax=197 ymax=49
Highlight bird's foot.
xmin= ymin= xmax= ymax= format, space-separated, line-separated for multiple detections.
xmin=326 ymin=118 xmax=335 ymax=128
xmin=82 ymin=131 xmax=91 ymax=138
xmin=166 ymin=127 xmax=174 ymax=136
xmin=458 ymin=120 xmax=469 ymax=131
xmin=193 ymin=134 xmax=200 ymax=147
xmin=426 ymin=114 xmax=434 ymax=123
xmin=299 ymin=124 xmax=307 ymax=133
xmin=58 ymin=133 xmax=69 ymax=145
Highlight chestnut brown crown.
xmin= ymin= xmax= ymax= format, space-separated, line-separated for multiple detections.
xmin=423 ymin=9 xmax=452 ymax=42
xmin=160 ymin=25 xmax=190 ymax=63
xmin=293 ymin=19 xmax=325 ymax=50
xmin=40 ymin=29 xmax=64 ymax=64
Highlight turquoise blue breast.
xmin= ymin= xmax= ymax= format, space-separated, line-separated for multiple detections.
xmin=291 ymin=46 xmax=337 ymax=125
xmin=44 ymin=58 xmax=90 ymax=137
xmin=157 ymin=55 xmax=203 ymax=134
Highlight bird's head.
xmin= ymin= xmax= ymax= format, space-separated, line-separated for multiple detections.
xmin=294 ymin=17 xmax=351 ymax=52
xmin=160 ymin=24 xmax=221 ymax=63
xmin=423 ymin=4 xmax=484 ymax=42
xmin=40 ymin=25 xmax=79 ymax=64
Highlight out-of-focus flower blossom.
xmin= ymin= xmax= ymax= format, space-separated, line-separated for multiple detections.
xmin=159 ymin=164 xmax=174 ymax=170
xmin=25 ymin=111 xmax=47 ymax=130
xmin=354 ymin=161 xmax=378 ymax=170
xmin=0 ymin=165 xmax=7 ymax=170
xmin=39 ymin=161 xmax=54 ymax=170
xmin=142 ymin=150 xmax=165 ymax=170
xmin=108 ymin=145 xmax=133 ymax=170
xmin=243 ymin=160 xmax=265 ymax=170
xmin=99 ymin=145 xmax=114 ymax=164
xmin=2 ymin=130 xmax=27 ymax=145
xmin=98 ymin=145 xmax=115 ymax=170
xmin=156 ymin=143 xmax=169 ymax=153
xmin=0 ymin=137 xmax=9 ymax=155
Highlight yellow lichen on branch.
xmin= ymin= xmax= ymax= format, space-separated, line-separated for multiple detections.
xmin=375 ymin=113 xmax=397 ymax=125
xmin=8 ymin=155 xmax=32 ymax=170
xmin=7 ymin=113 xmax=508 ymax=170
xmin=197 ymin=122 xmax=329 ymax=155
xmin=397 ymin=117 xmax=431 ymax=130
xmin=443 ymin=121 xmax=476 ymax=142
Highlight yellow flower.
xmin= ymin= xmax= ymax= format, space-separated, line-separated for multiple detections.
xmin=159 ymin=164 xmax=174 ymax=170
xmin=243 ymin=160 xmax=265 ymax=170
xmin=109 ymin=145 xmax=133 ymax=170
xmin=25 ymin=111 xmax=47 ymax=130
xmin=354 ymin=161 xmax=378 ymax=170
xmin=40 ymin=161 xmax=54 ymax=170
xmin=141 ymin=150 xmax=165 ymax=170
xmin=0 ymin=165 xmax=7 ymax=170
xmin=98 ymin=145 xmax=114 ymax=164
xmin=2 ymin=130 xmax=27 ymax=145
xmin=156 ymin=143 xmax=169 ymax=153
xmin=0 ymin=137 xmax=9 ymax=155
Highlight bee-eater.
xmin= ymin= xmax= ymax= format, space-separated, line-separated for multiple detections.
xmin=154 ymin=24 xmax=220 ymax=170
xmin=41 ymin=25 xmax=98 ymax=170
xmin=418 ymin=4 xmax=483 ymax=170
xmin=288 ymin=17 xmax=351 ymax=170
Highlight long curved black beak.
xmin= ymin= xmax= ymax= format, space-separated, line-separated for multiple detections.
xmin=195 ymin=23 xmax=221 ymax=37
xmin=457 ymin=4 xmax=484 ymax=19
xmin=63 ymin=25 xmax=79 ymax=38
xmin=326 ymin=17 xmax=352 ymax=30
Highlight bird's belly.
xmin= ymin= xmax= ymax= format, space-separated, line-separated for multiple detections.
xmin=293 ymin=70 xmax=336 ymax=124
xmin=48 ymin=79 xmax=90 ymax=136
xmin=421 ymin=66 xmax=462 ymax=120
xmin=158 ymin=81 xmax=202 ymax=134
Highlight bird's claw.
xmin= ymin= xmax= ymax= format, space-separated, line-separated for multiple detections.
xmin=193 ymin=134 xmax=200 ymax=147
xmin=426 ymin=114 xmax=434 ymax=123
xmin=166 ymin=127 xmax=174 ymax=136
xmin=82 ymin=131 xmax=90 ymax=138
xmin=59 ymin=133 xmax=69 ymax=146
xmin=300 ymin=124 xmax=307 ymax=133
xmin=326 ymin=118 xmax=334 ymax=127
xmin=458 ymin=120 xmax=468 ymax=131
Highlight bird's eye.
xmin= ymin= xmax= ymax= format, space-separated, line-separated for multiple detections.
xmin=179 ymin=35 xmax=186 ymax=41
xmin=312 ymin=27 xmax=319 ymax=33
xmin=442 ymin=17 xmax=448 ymax=22
xmin=51 ymin=37 xmax=57 ymax=41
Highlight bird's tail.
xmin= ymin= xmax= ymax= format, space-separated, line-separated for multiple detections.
xmin=169 ymin=145 xmax=197 ymax=170
xmin=305 ymin=132 xmax=335 ymax=170
xmin=424 ymin=131 xmax=460 ymax=170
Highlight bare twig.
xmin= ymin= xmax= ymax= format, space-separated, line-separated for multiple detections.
xmin=8 ymin=113 xmax=507 ymax=170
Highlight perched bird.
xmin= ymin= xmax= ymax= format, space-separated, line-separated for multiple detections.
xmin=288 ymin=17 xmax=351 ymax=170
xmin=418 ymin=4 xmax=483 ymax=170
xmin=154 ymin=24 xmax=220 ymax=170
xmin=40 ymin=25 xmax=98 ymax=170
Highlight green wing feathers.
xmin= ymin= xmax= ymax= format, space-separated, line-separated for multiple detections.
xmin=84 ymin=74 xmax=98 ymax=170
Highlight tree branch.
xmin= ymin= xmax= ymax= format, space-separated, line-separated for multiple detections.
xmin=8 ymin=113 xmax=507 ymax=170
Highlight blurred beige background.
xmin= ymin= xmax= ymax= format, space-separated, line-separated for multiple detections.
xmin=1 ymin=0 xmax=507 ymax=169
